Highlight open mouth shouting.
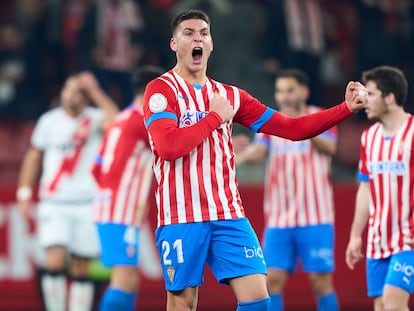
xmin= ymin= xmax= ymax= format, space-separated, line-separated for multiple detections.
xmin=192 ymin=47 xmax=203 ymax=63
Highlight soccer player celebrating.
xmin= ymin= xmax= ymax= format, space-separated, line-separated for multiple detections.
xmin=17 ymin=72 xmax=118 ymax=311
xmin=346 ymin=66 xmax=414 ymax=311
xmin=143 ymin=9 xmax=367 ymax=311
xmin=91 ymin=66 xmax=164 ymax=311
xmin=235 ymin=68 xmax=340 ymax=311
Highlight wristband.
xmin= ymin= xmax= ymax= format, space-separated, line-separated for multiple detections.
xmin=16 ymin=186 xmax=32 ymax=201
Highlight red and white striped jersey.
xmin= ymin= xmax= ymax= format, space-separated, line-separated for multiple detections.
xmin=143 ymin=71 xmax=268 ymax=226
xmin=92 ymin=106 xmax=153 ymax=226
xmin=257 ymin=106 xmax=336 ymax=228
xmin=358 ymin=115 xmax=414 ymax=259
xmin=31 ymin=106 xmax=104 ymax=202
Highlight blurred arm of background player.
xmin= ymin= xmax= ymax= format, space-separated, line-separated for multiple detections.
xmin=345 ymin=181 xmax=370 ymax=270
xmin=17 ymin=144 xmax=43 ymax=219
xmin=77 ymin=71 xmax=119 ymax=129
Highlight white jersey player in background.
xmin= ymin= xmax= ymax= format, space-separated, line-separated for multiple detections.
xmin=235 ymin=69 xmax=340 ymax=311
xmin=17 ymin=71 xmax=118 ymax=311
xmin=346 ymin=66 xmax=414 ymax=311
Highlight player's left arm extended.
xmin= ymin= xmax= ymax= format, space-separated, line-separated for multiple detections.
xmin=236 ymin=81 xmax=365 ymax=140
xmin=258 ymin=102 xmax=351 ymax=140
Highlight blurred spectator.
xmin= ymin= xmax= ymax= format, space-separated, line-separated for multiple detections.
xmin=12 ymin=0 xmax=49 ymax=120
xmin=354 ymin=0 xmax=411 ymax=74
xmin=261 ymin=0 xmax=326 ymax=106
xmin=78 ymin=0 xmax=148 ymax=108
xmin=44 ymin=0 xmax=91 ymax=88
xmin=0 ymin=22 xmax=25 ymax=119
xmin=140 ymin=0 xmax=177 ymax=68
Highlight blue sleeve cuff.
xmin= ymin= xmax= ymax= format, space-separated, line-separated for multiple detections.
xmin=253 ymin=135 xmax=270 ymax=149
xmin=320 ymin=131 xmax=337 ymax=142
xmin=145 ymin=112 xmax=178 ymax=128
xmin=250 ymin=108 xmax=275 ymax=132
xmin=357 ymin=171 xmax=369 ymax=182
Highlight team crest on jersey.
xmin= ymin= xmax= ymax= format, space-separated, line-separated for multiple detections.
xmin=149 ymin=93 xmax=167 ymax=113
xmin=180 ymin=110 xmax=207 ymax=127
xmin=167 ymin=266 xmax=175 ymax=283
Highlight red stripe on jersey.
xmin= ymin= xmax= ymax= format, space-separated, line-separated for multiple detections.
xmin=48 ymin=118 xmax=91 ymax=193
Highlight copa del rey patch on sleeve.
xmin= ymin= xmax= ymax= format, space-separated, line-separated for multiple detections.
xmin=149 ymin=93 xmax=168 ymax=113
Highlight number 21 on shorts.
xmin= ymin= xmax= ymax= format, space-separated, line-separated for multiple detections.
xmin=162 ymin=239 xmax=184 ymax=265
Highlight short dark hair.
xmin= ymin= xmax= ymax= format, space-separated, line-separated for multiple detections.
xmin=275 ymin=69 xmax=310 ymax=87
xmin=362 ymin=66 xmax=408 ymax=107
xmin=171 ymin=9 xmax=210 ymax=35
xmin=132 ymin=65 xmax=165 ymax=96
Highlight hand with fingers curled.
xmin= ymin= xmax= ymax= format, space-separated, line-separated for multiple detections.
xmin=344 ymin=81 xmax=368 ymax=113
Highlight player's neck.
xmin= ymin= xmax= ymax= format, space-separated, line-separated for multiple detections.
xmin=173 ymin=66 xmax=207 ymax=86
xmin=381 ymin=108 xmax=409 ymax=136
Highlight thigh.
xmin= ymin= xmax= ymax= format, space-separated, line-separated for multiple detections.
xmin=37 ymin=202 xmax=70 ymax=249
xmin=385 ymin=250 xmax=414 ymax=294
xmin=156 ymin=222 xmax=210 ymax=291
xmin=366 ymin=257 xmax=390 ymax=297
xmin=71 ymin=204 xmax=100 ymax=258
xmin=208 ymin=219 xmax=267 ymax=284
xmin=97 ymin=223 xmax=139 ymax=267
xmin=297 ymin=224 xmax=335 ymax=273
xmin=263 ymin=227 xmax=296 ymax=272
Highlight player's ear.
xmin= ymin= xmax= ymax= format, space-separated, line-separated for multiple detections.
xmin=170 ymin=37 xmax=177 ymax=52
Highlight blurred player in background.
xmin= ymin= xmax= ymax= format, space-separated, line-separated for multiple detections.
xmin=91 ymin=65 xmax=164 ymax=311
xmin=236 ymin=69 xmax=339 ymax=311
xmin=143 ymin=9 xmax=366 ymax=311
xmin=17 ymin=72 xmax=118 ymax=311
xmin=346 ymin=66 xmax=414 ymax=311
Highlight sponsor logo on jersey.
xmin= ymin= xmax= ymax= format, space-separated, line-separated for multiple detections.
xmin=180 ymin=110 xmax=207 ymax=127
xmin=368 ymin=161 xmax=406 ymax=175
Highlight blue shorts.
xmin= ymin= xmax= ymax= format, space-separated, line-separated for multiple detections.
xmin=96 ymin=223 xmax=140 ymax=267
xmin=155 ymin=218 xmax=267 ymax=291
xmin=263 ymin=224 xmax=334 ymax=273
xmin=366 ymin=250 xmax=414 ymax=297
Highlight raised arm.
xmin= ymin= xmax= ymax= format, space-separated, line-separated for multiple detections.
xmin=258 ymin=81 xmax=367 ymax=140
xmin=78 ymin=71 xmax=119 ymax=129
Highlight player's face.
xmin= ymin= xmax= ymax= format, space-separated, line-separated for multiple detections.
xmin=170 ymin=18 xmax=213 ymax=73
xmin=364 ymin=81 xmax=388 ymax=121
xmin=60 ymin=77 xmax=88 ymax=116
xmin=274 ymin=77 xmax=308 ymax=116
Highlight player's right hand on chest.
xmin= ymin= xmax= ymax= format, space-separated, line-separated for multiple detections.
xmin=209 ymin=93 xmax=235 ymax=123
